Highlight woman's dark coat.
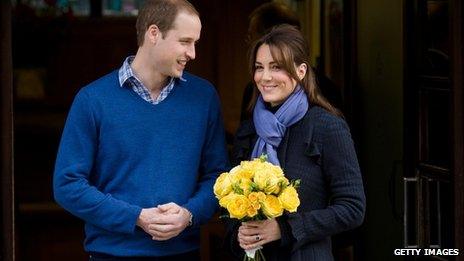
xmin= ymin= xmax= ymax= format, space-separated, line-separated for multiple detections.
xmin=225 ymin=106 xmax=366 ymax=261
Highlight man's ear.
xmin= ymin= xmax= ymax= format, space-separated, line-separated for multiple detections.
xmin=297 ymin=63 xmax=308 ymax=80
xmin=146 ymin=24 xmax=161 ymax=44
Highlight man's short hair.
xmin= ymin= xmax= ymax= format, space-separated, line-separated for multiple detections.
xmin=136 ymin=0 xmax=199 ymax=46
xmin=249 ymin=2 xmax=300 ymax=40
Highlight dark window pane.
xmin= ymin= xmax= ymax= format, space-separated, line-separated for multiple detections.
xmin=421 ymin=1 xmax=449 ymax=76
xmin=404 ymin=178 xmax=418 ymax=247
xmin=426 ymin=178 xmax=440 ymax=246
xmin=438 ymin=179 xmax=453 ymax=249
xmin=419 ymin=88 xmax=450 ymax=167
xmin=423 ymin=176 xmax=453 ymax=248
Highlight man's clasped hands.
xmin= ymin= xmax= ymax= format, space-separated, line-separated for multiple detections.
xmin=136 ymin=202 xmax=191 ymax=241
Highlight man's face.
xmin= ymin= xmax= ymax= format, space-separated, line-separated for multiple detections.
xmin=154 ymin=12 xmax=201 ymax=78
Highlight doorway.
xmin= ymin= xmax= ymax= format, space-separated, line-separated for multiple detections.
xmin=403 ymin=0 xmax=464 ymax=259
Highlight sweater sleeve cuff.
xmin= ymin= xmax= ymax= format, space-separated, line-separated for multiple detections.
xmin=181 ymin=203 xmax=195 ymax=228
xmin=128 ymin=205 xmax=143 ymax=234
xmin=287 ymin=212 xmax=309 ymax=250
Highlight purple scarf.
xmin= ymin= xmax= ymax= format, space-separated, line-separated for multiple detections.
xmin=251 ymin=86 xmax=309 ymax=166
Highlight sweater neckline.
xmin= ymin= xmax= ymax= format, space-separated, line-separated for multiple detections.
xmin=124 ymin=77 xmax=183 ymax=109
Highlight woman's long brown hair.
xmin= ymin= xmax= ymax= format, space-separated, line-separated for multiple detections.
xmin=248 ymin=24 xmax=342 ymax=117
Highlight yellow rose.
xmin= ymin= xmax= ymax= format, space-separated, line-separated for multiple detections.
xmin=213 ymin=172 xmax=232 ymax=199
xmin=257 ymin=191 xmax=267 ymax=201
xmin=241 ymin=179 xmax=253 ymax=196
xmin=229 ymin=167 xmax=253 ymax=184
xmin=267 ymin=176 xmax=290 ymax=195
xmin=261 ymin=195 xmax=283 ymax=218
xmin=219 ymin=193 xmax=237 ymax=208
xmin=240 ymin=159 xmax=263 ymax=172
xmin=231 ymin=177 xmax=253 ymax=196
xmin=248 ymin=192 xmax=265 ymax=210
xmin=248 ymin=191 xmax=266 ymax=202
xmin=228 ymin=166 xmax=241 ymax=183
xmin=266 ymin=162 xmax=284 ymax=178
xmin=253 ymin=170 xmax=281 ymax=194
xmin=253 ymin=169 xmax=271 ymax=190
xmin=229 ymin=165 xmax=242 ymax=174
xmin=247 ymin=205 xmax=258 ymax=217
xmin=280 ymin=177 xmax=290 ymax=187
xmin=240 ymin=159 xmax=269 ymax=177
xmin=227 ymin=195 xmax=251 ymax=219
xmin=238 ymin=168 xmax=254 ymax=180
xmin=264 ymin=176 xmax=283 ymax=194
xmin=278 ymin=186 xmax=300 ymax=212
xmin=253 ymin=165 xmax=289 ymax=194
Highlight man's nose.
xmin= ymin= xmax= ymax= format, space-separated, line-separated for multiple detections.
xmin=186 ymin=44 xmax=196 ymax=60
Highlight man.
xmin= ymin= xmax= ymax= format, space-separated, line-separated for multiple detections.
xmin=53 ymin=0 xmax=229 ymax=259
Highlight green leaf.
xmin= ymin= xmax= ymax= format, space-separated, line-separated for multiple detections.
xmin=250 ymin=182 xmax=259 ymax=192
xmin=232 ymin=183 xmax=244 ymax=194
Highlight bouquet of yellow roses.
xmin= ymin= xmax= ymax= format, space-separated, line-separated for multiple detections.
xmin=213 ymin=155 xmax=300 ymax=261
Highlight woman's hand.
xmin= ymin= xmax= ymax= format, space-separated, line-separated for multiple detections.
xmin=237 ymin=219 xmax=281 ymax=250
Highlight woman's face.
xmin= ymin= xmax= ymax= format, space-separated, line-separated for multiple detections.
xmin=253 ymin=44 xmax=298 ymax=107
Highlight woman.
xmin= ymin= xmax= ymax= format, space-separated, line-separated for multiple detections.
xmin=225 ymin=25 xmax=366 ymax=260
xmin=240 ymin=2 xmax=301 ymax=122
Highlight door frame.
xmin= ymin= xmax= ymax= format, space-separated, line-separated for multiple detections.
xmin=451 ymin=0 xmax=464 ymax=255
xmin=404 ymin=0 xmax=464 ymax=257
xmin=1 ymin=1 xmax=15 ymax=260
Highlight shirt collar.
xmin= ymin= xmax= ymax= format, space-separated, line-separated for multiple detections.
xmin=118 ymin=56 xmax=186 ymax=88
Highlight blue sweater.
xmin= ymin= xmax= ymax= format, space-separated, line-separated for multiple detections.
xmin=53 ymin=70 xmax=229 ymax=256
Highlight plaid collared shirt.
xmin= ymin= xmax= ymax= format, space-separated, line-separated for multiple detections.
xmin=118 ymin=56 xmax=185 ymax=105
